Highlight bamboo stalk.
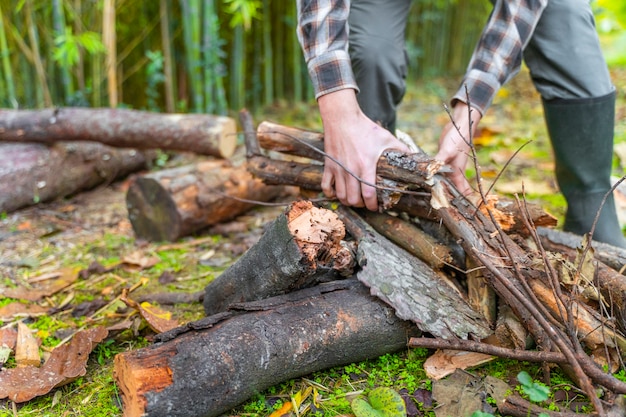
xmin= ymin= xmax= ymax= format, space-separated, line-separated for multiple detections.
xmin=229 ymin=24 xmax=245 ymax=110
xmin=52 ymin=0 xmax=74 ymax=102
xmin=25 ymin=0 xmax=52 ymax=107
xmin=0 ymin=3 xmax=17 ymax=108
xmin=103 ymin=0 xmax=117 ymax=107
xmin=159 ymin=0 xmax=175 ymax=112
xmin=262 ymin=0 xmax=273 ymax=105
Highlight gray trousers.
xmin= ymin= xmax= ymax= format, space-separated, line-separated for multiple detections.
xmin=348 ymin=0 xmax=613 ymax=126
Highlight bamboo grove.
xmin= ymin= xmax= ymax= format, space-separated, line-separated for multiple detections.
xmin=0 ymin=0 xmax=490 ymax=115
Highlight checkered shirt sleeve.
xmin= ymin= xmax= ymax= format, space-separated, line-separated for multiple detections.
xmin=452 ymin=0 xmax=548 ymax=114
xmin=296 ymin=0 xmax=359 ymax=99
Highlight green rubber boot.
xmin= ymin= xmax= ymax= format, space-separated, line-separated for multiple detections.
xmin=543 ymin=91 xmax=626 ymax=248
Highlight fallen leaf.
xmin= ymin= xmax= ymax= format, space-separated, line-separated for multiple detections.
xmin=0 ymin=301 xmax=48 ymax=321
xmin=424 ymin=349 xmax=494 ymax=380
xmin=1 ymin=267 xmax=80 ymax=301
xmin=15 ymin=322 xmax=41 ymax=368
xmin=0 ymin=327 xmax=18 ymax=350
xmin=0 ymin=327 xmax=108 ymax=403
xmin=121 ymin=251 xmax=159 ymax=271
xmin=120 ymin=289 xmax=179 ymax=333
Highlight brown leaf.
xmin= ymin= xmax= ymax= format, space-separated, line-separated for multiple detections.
xmin=121 ymin=251 xmax=159 ymax=271
xmin=0 ymin=301 xmax=48 ymax=321
xmin=120 ymin=289 xmax=179 ymax=333
xmin=15 ymin=322 xmax=41 ymax=368
xmin=0 ymin=327 xmax=18 ymax=350
xmin=0 ymin=326 xmax=108 ymax=403
xmin=1 ymin=267 xmax=79 ymax=301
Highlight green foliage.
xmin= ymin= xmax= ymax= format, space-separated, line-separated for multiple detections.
xmin=517 ymin=371 xmax=550 ymax=403
xmin=53 ymin=27 xmax=105 ymax=68
xmin=145 ymin=50 xmax=165 ymax=112
xmin=223 ymin=0 xmax=261 ymax=30
xmin=352 ymin=387 xmax=406 ymax=417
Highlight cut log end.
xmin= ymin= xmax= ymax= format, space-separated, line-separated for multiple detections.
xmin=113 ymin=349 xmax=176 ymax=417
xmin=215 ymin=116 xmax=238 ymax=159
xmin=126 ymin=177 xmax=182 ymax=242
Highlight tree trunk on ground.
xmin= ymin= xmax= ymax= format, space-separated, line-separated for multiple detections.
xmin=203 ymin=200 xmax=355 ymax=315
xmin=126 ymin=160 xmax=286 ymax=242
xmin=0 ymin=142 xmax=149 ymax=213
xmin=0 ymin=108 xmax=238 ymax=158
xmin=114 ymin=280 xmax=419 ymax=417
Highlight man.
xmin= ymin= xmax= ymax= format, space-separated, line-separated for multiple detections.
xmin=296 ymin=0 xmax=626 ymax=247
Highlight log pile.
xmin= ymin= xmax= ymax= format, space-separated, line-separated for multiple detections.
xmin=112 ymin=112 xmax=626 ymax=417
xmin=4 ymin=106 xmax=626 ymax=416
xmin=0 ymin=108 xmax=238 ymax=213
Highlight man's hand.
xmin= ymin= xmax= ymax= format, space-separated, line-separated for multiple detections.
xmin=318 ymin=89 xmax=410 ymax=211
xmin=434 ymin=102 xmax=482 ymax=196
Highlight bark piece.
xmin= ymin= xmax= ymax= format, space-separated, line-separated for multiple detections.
xmin=203 ymin=200 xmax=353 ymax=316
xmin=126 ymin=160 xmax=285 ymax=241
xmin=0 ymin=108 xmax=237 ymax=158
xmin=0 ymin=142 xmax=149 ymax=213
xmin=114 ymin=280 xmax=418 ymax=417
xmin=339 ymin=207 xmax=492 ymax=340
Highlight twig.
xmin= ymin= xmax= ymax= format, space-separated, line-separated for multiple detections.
xmin=408 ymin=337 xmax=567 ymax=363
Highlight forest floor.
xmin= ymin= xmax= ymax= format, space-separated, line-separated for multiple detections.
xmin=1 ymin=67 xmax=626 ymax=417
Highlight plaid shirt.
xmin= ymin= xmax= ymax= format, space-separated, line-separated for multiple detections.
xmin=296 ymin=0 xmax=549 ymax=115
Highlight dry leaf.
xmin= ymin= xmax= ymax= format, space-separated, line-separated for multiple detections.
xmin=120 ymin=289 xmax=179 ymax=333
xmin=0 ymin=327 xmax=108 ymax=403
xmin=0 ymin=301 xmax=48 ymax=321
xmin=15 ymin=322 xmax=41 ymax=368
xmin=0 ymin=327 xmax=18 ymax=350
xmin=1 ymin=267 xmax=79 ymax=301
xmin=121 ymin=251 xmax=160 ymax=271
xmin=424 ymin=349 xmax=495 ymax=380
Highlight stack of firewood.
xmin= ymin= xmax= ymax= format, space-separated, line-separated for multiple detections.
xmin=111 ymin=111 xmax=626 ymax=417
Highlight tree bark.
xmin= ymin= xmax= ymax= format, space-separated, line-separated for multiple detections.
xmin=114 ymin=280 xmax=419 ymax=417
xmin=126 ymin=160 xmax=286 ymax=242
xmin=339 ymin=207 xmax=492 ymax=340
xmin=203 ymin=200 xmax=354 ymax=316
xmin=0 ymin=108 xmax=238 ymax=158
xmin=0 ymin=142 xmax=149 ymax=213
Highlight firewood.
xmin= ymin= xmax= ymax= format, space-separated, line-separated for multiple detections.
xmin=114 ymin=280 xmax=419 ymax=417
xmin=126 ymin=160 xmax=286 ymax=241
xmin=203 ymin=200 xmax=355 ymax=316
xmin=0 ymin=108 xmax=237 ymax=158
xmin=358 ymin=210 xmax=457 ymax=270
xmin=0 ymin=142 xmax=149 ymax=213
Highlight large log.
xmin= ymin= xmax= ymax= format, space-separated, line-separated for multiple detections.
xmin=0 ymin=142 xmax=149 ymax=213
xmin=203 ymin=200 xmax=354 ymax=315
xmin=0 ymin=108 xmax=237 ymax=158
xmin=126 ymin=160 xmax=286 ymax=241
xmin=114 ymin=280 xmax=418 ymax=417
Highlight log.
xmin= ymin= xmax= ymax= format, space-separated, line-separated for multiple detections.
xmin=0 ymin=107 xmax=237 ymax=158
xmin=126 ymin=160 xmax=286 ymax=241
xmin=114 ymin=280 xmax=419 ymax=417
xmin=0 ymin=142 xmax=149 ymax=213
xmin=203 ymin=200 xmax=355 ymax=316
